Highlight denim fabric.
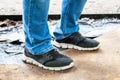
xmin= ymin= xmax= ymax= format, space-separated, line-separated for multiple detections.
xmin=54 ymin=0 xmax=87 ymax=40
xmin=22 ymin=0 xmax=86 ymax=55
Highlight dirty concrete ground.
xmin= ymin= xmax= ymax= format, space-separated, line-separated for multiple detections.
xmin=0 ymin=18 xmax=120 ymax=64
xmin=0 ymin=19 xmax=120 ymax=80
xmin=0 ymin=0 xmax=120 ymax=15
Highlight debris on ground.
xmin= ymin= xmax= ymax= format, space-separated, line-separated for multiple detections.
xmin=0 ymin=19 xmax=18 ymax=27
xmin=0 ymin=18 xmax=120 ymax=64
xmin=0 ymin=19 xmax=24 ymax=43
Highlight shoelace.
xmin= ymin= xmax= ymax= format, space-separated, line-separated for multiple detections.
xmin=70 ymin=33 xmax=86 ymax=44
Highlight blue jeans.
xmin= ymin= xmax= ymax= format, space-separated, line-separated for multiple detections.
xmin=22 ymin=0 xmax=86 ymax=55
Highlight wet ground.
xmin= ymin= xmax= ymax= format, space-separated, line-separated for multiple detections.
xmin=0 ymin=18 xmax=120 ymax=64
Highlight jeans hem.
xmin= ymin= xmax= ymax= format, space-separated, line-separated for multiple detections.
xmin=28 ymin=45 xmax=54 ymax=55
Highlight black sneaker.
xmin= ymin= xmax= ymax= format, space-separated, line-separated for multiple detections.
xmin=22 ymin=48 xmax=74 ymax=71
xmin=53 ymin=32 xmax=100 ymax=50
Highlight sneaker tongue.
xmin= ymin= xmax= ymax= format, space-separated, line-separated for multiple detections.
xmin=41 ymin=49 xmax=64 ymax=65
xmin=70 ymin=32 xmax=85 ymax=43
xmin=39 ymin=52 xmax=55 ymax=64
xmin=71 ymin=32 xmax=82 ymax=36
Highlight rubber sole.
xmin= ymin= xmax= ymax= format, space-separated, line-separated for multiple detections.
xmin=22 ymin=55 xmax=74 ymax=71
xmin=53 ymin=41 xmax=100 ymax=51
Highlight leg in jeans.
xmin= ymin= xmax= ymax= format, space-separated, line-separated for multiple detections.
xmin=23 ymin=0 xmax=54 ymax=55
xmin=53 ymin=0 xmax=100 ymax=50
xmin=22 ymin=0 xmax=74 ymax=71
xmin=54 ymin=0 xmax=87 ymax=40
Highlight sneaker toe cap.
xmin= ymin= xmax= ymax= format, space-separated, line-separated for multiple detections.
xmin=44 ymin=57 xmax=73 ymax=67
xmin=78 ymin=38 xmax=100 ymax=48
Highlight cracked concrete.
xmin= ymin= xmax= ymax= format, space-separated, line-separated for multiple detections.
xmin=0 ymin=27 xmax=120 ymax=80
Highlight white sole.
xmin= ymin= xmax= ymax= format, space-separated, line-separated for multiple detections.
xmin=22 ymin=55 xmax=74 ymax=71
xmin=53 ymin=41 xmax=100 ymax=51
